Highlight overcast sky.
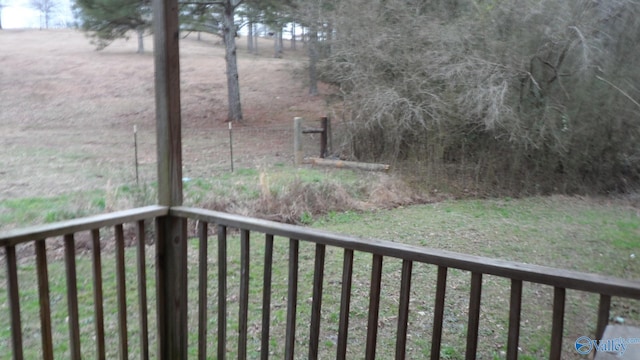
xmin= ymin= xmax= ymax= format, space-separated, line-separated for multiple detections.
xmin=2 ymin=0 xmax=74 ymax=28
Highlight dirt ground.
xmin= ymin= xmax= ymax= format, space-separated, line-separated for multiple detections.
xmin=0 ymin=29 xmax=330 ymax=200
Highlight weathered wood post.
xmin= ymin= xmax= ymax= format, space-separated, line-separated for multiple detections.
xmin=153 ymin=0 xmax=188 ymax=356
xmin=326 ymin=116 xmax=332 ymax=156
xmin=320 ymin=116 xmax=328 ymax=158
xmin=294 ymin=117 xmax=303 ymax=165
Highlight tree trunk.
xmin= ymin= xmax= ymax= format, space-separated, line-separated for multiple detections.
xmin=45 ymin=4 xmax=51 ymax=29
xmin=253 ymin=23 xmax=258 ymax=54
xmin=291 ymin=22 xmax=296 ymax=50
xmin=0 ymin=5 xmax=3 ymax=30
xmin=223 ymin=4 xmax=243 ymax=122
xmin=301 ymin=26 xmax=307 ymax=49
xmin=308 ymin=24 xmax=319 ymax=95
xmin=274 ymin=30 xmax=282 ymax=58
xmin=137 ymin=28 xmax=144 ymax=54
xmin=247 ymin=20 xmax=254 ymax=53
xmin=324 ymin=22 xmax=333 ymax=57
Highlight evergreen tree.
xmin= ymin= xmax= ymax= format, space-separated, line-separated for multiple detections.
xmin=221 ymin=0 xmax=243 ymax=121
xmin=179 ymin=1 xmax=220 ymax=36
xmin=181 ymin=0 xmax=293 ymax=122
xmin=179 ymin=0 xmax=243 ymax=121
xmin=73 ymin=0 xmax=151 ymax=53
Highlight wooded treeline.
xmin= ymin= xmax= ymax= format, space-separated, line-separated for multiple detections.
xmin=73 ymin=0 xmax=640 ymax=194
xmin=318 ymin=0 xmax=640 ymax=194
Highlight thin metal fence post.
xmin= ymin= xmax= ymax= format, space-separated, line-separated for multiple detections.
xmin=294 ymin=117 xmax=303 ymax=165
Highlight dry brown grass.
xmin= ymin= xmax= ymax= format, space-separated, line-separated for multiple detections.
xmin=0 ymin=29 xmax=329 ymax=200
xmin=192 ymin=169 xmax=430 ymax=225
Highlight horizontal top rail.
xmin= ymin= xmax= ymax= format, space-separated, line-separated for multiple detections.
xmin=0 ymin=206 xmax=169 ymax=247
xmin=171 ymin=206 xmax=640 ymax=299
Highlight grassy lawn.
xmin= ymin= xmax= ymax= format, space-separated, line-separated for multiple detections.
xmin=311 ymin=196 xmax=640 ymax=359
xmin=1 ymin=183 xmax=639 ymax=359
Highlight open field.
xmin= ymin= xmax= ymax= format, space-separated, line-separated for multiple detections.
xmin=0 ymin=29 xmax=329 ymax=201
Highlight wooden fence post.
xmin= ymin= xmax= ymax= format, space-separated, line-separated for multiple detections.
xmin=294 ymin=117 xmax=303 ymax=165
xmin=326 ymin=116 xmax=332 ymax=156
xmin=320 ymin=117 xmax=328 ymax=158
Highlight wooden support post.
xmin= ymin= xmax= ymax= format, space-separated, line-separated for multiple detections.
xmin=294 ymin=117 xmax=303 ymax=165
xmin=153 ymin=0 xmax=187 ymax=356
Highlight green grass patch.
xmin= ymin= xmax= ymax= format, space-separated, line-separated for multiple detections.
xmin=0 ymin=192 xmax=104 ymax=229
xmin=2 ymin=176 xmax=639 ymax=359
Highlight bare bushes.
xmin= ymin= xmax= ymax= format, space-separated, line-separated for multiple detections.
xmin=322 ymin=0 xmax=640 ymax=194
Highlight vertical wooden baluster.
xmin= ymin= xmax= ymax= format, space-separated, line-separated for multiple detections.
xmin=465 ymin=272 xmax=482 ymax=360
xmin=309 ymin=244 xmax=326 ymax=360
xmin=64 ymin=234 xmax=81 ymax=360
xmin=6 ymin=245 xmax=23 ymax=360
xmin=218 ymin=225 xmax=228 ymax=360
xmin=115 ymin=224 xmax=128 ymax=359
xmin=155 ymin=217 xmax=166 ymax=360
xmin=506 ymin=279 xmax=523 ymax=360
xmin=596 ymin=294 xmax=611 ymax=341
xmin=365 ymin=254 xmax=383 ymax=360
xmin=238 ymin=230 xmax=250 ymax=360
xmin=198 ymin=221 xmax=208 ymax=360
xmin=285 ymin=239 xmax=299 ymax=360
xmin=137 ymin=220 xmax=149 ymax=360
xmin=90 ymin=229 xmax=106 ymax=360
xmin=431 ymin=266 xmax=447 ymax=360
xmin=261 ymin=234 xmax=274 ymax=360
xmin=549 ymin=287 xmax=565 ymax=360
xmin=396 ymin=260 xmax=413 ymax=360
xmin=35 ymin=240 xmax=53 ymax=360
xmin=336 ymin=249 xmax=354 ymax=360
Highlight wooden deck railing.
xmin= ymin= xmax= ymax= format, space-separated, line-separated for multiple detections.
xmin=171 ymin=207 xmax=640 ymax=360
xmin=1 ymin=205 xmax=639 ymax=359
xmin=0 ymin=205 xmax=168 ymax=360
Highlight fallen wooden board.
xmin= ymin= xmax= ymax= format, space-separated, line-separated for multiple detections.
xmin=306 ymin=157 xmax=390 ymax=172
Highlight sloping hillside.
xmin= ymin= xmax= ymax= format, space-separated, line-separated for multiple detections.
xmin=0 ymin=29 xmax=328 ymax=198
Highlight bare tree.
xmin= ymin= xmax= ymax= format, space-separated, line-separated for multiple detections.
xmin=30 ymin=0 xmax=58 ymax=29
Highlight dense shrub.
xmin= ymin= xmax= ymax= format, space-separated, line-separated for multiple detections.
xmin=321 ymin=0 xmax=640 ymax=195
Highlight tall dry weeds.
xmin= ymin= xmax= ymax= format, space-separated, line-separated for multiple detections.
xmin=200 ymin=171 xmax=429 ymax=224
